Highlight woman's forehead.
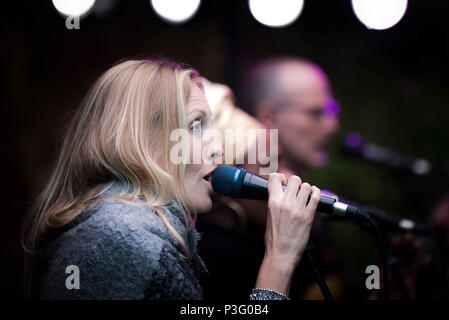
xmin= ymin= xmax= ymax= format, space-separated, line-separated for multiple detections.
xmin=187 ymin=82 xmax=211 ymax=116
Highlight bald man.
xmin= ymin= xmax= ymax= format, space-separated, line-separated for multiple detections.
xmin=231 ymin=57 xmax=341 ymax=230
xmin=243 ymin=57 xmax=340 ymax=177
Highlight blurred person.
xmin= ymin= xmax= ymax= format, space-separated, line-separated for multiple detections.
xmin=196 ymin=79 xmax=277 ymax=299
xmin=244 ymin=57 xmax=339 ymax=169
xmin=200 ymin=56 xmax=339 ymax=229
xmin=197 ymin=58 xmax=344 ymax=299
xmin=197 ymin=78 xmax=274 ymax=230
xmin=21 ymin=58 xmax=321 ymax=300
xmin=241 ymin=56 xmax=339 ymax=226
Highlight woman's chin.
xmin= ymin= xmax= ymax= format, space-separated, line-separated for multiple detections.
xmin=194 ymin=196 xmax=213 ymax=213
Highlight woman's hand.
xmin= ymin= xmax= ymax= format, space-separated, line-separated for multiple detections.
xmin=265 ymin=172 xmax=320 ymax=266
xmin=254 ymin=173 xmax=321 ymax=296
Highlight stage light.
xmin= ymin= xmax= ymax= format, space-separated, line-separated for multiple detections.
xmin=52 ymin=0 xmax=96 ymax=17
xmin=248 ymin=0 xmax=304 ymax=28
xmin=150 ymin=0 xmax=201 ymax=24
xmin=351 ymin=0 xmax=408 ymax=30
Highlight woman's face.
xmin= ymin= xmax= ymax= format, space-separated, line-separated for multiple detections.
xmin=183 ymin=81 xmax=222 ymax=213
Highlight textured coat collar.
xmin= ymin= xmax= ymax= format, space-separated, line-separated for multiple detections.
xmin=101 ymin=180 xmax=207 ymax=271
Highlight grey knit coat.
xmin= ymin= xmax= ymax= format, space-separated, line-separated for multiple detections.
xmin=37 ymin=181 xmax=208 ymax=300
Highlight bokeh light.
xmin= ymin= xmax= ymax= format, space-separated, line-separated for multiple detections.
xmin=248 ymin=0 xmax=304 ymax=28
xmin=150 ymin=0 xmax=201 ymax=25
xmin=52 ymin=0 xmax=96 ymax=17
xmin=351 ymin=0 xmax=408 ymax=30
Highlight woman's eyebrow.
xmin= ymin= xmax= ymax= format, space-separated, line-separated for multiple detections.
xmin=188 ymin=102 xmax=212 ymax=118
xmin=188 ymin=106 xmax=206 ymax=114
xmin=188 ymin=108 xmax=208 ymax=119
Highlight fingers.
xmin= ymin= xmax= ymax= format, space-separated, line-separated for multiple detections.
xmin=296 ymin=182 xmax=312 ymax=208
xmin=264 ymin=174 xmax=320 ymax=269
xmin=307 ymin=186 xmax=321 ymax=212
xmin=285 ymin=175 xmax=302 ymax=201
xmin=268 ymin=173 xmax=320 ymax=222
xmin=294 ymin=184 xmax=320 ymax=226
xmin=268 ymin=173 xmax=287 ymax=200
xmin=269 ymin=173 xmax=320 ymax=211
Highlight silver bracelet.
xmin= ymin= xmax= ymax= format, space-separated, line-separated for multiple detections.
xmin=249 ymin=288 xmax=290 ymax=300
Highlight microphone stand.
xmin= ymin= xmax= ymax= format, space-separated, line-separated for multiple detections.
xmin=347 ymin=210 xmax=390 ymax=300
xmin=305 ymin=240 xmax=334 ymax=301
xmin=353 ymin=216 xmax=411 ymax=299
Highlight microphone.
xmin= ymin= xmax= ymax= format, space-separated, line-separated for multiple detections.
xmin=211 ymin=166 xmax=360 ymax=217
xmin=211 ymin=166 xmax=430 ymax=234
xmin=359 ymin=205 xmax=429 ymax=235
xmin=341 ymin=132 xmax=433 ymax=176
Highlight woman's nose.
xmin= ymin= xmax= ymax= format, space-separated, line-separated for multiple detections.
xmin=210 ymin=139 xmax=223 ymax=162
xmin=204 ymin=130 xmax=223 ymax=162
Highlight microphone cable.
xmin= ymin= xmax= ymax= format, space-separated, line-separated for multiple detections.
xmin=347 ymin=209 xmax=390 ymax=300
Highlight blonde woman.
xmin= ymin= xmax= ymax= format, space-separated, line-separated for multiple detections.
xmin=22 ymin=58 xmax=321 ymax=300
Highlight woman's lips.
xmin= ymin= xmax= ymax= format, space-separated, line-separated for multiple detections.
xmin=203 ymin=178 xmax=213 ymax=192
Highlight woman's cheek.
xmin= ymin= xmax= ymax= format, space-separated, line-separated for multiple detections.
xmin=190 ymin=133 xmax=203 ymax=165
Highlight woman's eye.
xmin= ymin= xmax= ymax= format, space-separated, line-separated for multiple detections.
xmin=191 ymin=119 xmax=202 ymax=133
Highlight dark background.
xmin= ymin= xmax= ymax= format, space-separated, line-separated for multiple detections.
xmin=2 ymin=0 xmax=448 ymax=299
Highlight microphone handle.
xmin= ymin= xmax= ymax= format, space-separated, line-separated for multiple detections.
xmin=239 ymin=172 xmax=343 ymax=215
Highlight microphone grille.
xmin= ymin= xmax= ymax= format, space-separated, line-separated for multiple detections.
xmin=211 ymin=166 xmax=243 ymax=198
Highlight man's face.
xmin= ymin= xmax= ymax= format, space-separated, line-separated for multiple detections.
xmin=274 ymin=64 xmax=340 ymax=169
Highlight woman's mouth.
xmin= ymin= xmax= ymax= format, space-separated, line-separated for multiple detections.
xmin=202 ymin=172 xmax=214 ymax=191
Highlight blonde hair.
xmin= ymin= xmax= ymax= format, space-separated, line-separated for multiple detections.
xmin=22 ymin=59 xmax=201 ymax=294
